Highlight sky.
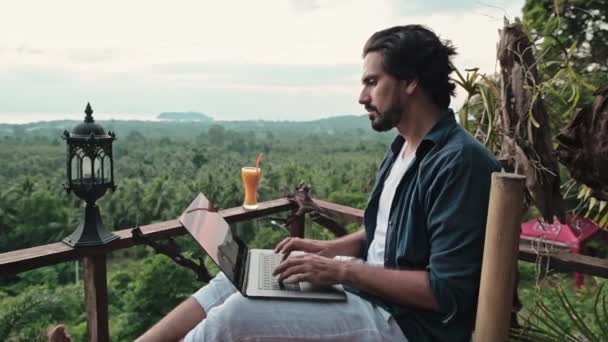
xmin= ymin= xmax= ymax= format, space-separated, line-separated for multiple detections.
xmin=0 ymin=0 xmax=525 ymax=123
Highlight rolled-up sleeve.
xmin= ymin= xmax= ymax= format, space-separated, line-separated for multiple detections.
xmin=423 ymin=149 xmax=495 ymax=324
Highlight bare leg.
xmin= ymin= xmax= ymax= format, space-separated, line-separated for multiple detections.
xmin=48 ymin=324 xmax=71 ymax=342
xmin=134 ymin=297 xmax=206 ymax=342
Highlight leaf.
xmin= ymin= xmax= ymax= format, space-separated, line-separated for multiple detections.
xmin=586 ymin=197 xmax=598 ymax=217
xmin=460 ymin=104 xmax=469 ymax=131
xmin=479 ymin=84 xmax=496 ymax=146
xmin=554 ymin=287 xmax=597 ymax=340
xmin=544 ymin=60 xmax=563 ymax=68
xmin=453 ymin=78 xmax=467 ymax=89
xmin=528 ymin=91 xmax=542 ymax=128
xmin=599 ymin=213 xmax=608 ymax=229
xmin=544 ymin=84 xmax=569 ymax=105
xmin=525 ymin=300 xmax=579 ymax=341
xmin=566 ymin=83 xmax=578 ymax=103
xmin=598 ymin=200 xmax=606 ymax=214
xmin=593 ymin=284 xmax=608 ymax=340
xmin=603 ymin=292 xmax=608 ymax=336
xmin=530 ymin=112 xmax=542 ymax=128
xmin=578 ymin=186 xmax=591 ymax=200
xmin=580 ymin=78 xmax=598 ymax=92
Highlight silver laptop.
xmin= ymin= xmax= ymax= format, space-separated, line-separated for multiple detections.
xmin=179 ymin=193 xmax=346 ymax=301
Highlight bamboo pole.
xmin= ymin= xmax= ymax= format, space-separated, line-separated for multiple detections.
xmin=473 ymin=172 xmax=526 ymax=342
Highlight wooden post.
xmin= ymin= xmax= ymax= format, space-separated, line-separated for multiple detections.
xmin=83 ymin=255 xmax=110 ymax=342
xmin=473 ymin=173 xmax=526 ymax=342
xmin=289 ymin=214 xmax=305 ymax=238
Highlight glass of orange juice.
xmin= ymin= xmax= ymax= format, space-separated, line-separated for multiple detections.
xmin=241 ymin=167 xmax=261 ymax=210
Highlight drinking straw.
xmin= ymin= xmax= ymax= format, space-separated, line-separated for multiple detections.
xmin=255 ymin=153 xmax=263 ymax=172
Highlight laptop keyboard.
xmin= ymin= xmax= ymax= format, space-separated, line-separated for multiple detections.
xmin=259 ymin=253 xmax=301 ymax=291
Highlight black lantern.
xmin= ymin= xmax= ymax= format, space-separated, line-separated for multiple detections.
xmin=62 ymin=103 xmax=118 ymax=247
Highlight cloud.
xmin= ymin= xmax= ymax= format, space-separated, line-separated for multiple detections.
xmin=66 ymin=48 xmax=119 ymax=64
xmin=16 ymin=45 xmax=44 ymax=55
xmin=0 ymin=0 xmax=525 ymax=120
xmin=148 ymin=62 xmax=359 ymax=87
xmin=387 ymin=0 xmax=520 ymax=18
xmin=0 ymin=62 xmax=361 ymax=119
xmin=290 ymin=0 xmax=320 ymax=12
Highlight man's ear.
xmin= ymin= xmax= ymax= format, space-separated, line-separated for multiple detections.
xmin=401 ymin=79 xmax=419 ymax=95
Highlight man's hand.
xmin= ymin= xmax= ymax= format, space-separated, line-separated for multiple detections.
xmin=274 ymin=237 xmax=336 ymax=258
xmin=273 ymin=253 xmax=346 ymax=286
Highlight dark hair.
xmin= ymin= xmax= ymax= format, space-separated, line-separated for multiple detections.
xmin=363 ymin=25 xmax=457 ymax=109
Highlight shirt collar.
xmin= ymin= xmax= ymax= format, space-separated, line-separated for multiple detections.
xmin=389 ymin=108 xmax=457 ymax=156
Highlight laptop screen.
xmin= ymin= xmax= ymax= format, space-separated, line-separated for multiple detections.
xmin=179 ymin=193 xmax=247 ymax=288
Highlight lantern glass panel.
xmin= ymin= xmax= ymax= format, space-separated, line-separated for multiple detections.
xmin=71 ymin=156 xmax=80 ymax=182
xmin=94 ymin=156 xmax=103 ymax=183
xmin=82 ymin=156 xmax=92 ymax=181
xmin=102 ymin=154 xmax=111 ymax=183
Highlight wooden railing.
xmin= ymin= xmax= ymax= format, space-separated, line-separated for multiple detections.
xmin=1 ymin=198 xmax=607 ymax=341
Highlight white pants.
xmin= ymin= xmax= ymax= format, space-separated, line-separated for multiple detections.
xmin=184 ymin=273 xmax=408 ymax=342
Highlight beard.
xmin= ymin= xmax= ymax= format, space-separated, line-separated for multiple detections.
xmin=370 ymin=105 xmax=402 ymax=132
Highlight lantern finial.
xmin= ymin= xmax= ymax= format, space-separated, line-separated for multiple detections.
xmin=84 ymin=102 xmax=94 ymax=123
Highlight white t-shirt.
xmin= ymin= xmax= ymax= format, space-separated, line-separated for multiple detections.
xmin=367 ymin=142 xmax=415 ymax=266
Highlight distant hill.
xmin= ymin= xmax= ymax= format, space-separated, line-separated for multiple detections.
xmin=219 ymin=114 xmax=370 ymax=133
xmin=0 ymin=113 xmax=395 ymax=143
xmin=157 ymin=112 xmax=213 ymax=122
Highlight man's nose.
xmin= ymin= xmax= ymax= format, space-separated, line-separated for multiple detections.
xmin=358 ymin=89 xmax=370 ymax=106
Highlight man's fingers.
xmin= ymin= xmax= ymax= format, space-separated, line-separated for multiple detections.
xmin=274 ymin=237 xmax=295 ymax=253
xmin=275 ymin=237 xmax=305 ymax=255
xmin=275 ymin=238 xmax=295 ymax=254
xmin=272 ymin=255 xmax=298 ymax=275
xmin=281 ymin=250 xmax=291 ymax=262
xmin=316 ymin=249 xmax=332 ymax=258
xmin=277 ymin=264 xmax=311 ymax=282
xmin=272 ymin=254 xmax=307 ymax=276
xmin=273 ymin=238 xmax=287 ymax=253
xmin=284 ymin=273 xmax=309 ymax=284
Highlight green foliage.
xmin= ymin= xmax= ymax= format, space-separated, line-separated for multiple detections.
xmin=451 ymin=5 xmax=608 ymax=338
xmin=1 ymin=263 xmax=76 ymax=293
xmin=452 ymin=68 xmax=500 ymax=150
xmin=328 ymin=191 xmax=368 ymax=209
xmin=520 ymin=1 xmax=607 ymax=228
xmin=0 ymin=284 xmax=83 ymax=342
xmin=0 ymin=115 xmax=391 ymax=339
xmin=305 ymin=223 xmax=340 ymax=241
xmin=456 ymin=2 xmax=608 ymax=228
xmin=523 ymin=0 xmax=608 ymax=73
xmin=0 ymin=117 xmax=390 ymax=253
xmin=111 ymin=255 xmax=200 ymax=341
xmin=512 ymin=273 xmax=608 ymax=341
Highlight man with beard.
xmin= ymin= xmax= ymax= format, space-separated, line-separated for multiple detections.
xmin=132 ymin=25 xmax=500 ymax=342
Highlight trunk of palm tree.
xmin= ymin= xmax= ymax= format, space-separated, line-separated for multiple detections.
xmin=495 ymin=18 xmax=565 ymax=222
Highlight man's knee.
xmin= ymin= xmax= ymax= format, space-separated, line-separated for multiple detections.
xmin=190 ymin=294 xmax=255 ymax=340
xmin=205 ymin=294 xmax=266 ymax=333
xmin=209 ymin=294 xmax=256 ymax=322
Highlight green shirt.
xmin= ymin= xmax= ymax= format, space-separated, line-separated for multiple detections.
xmin=348 ymin=110 xmax=500 ymax=342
